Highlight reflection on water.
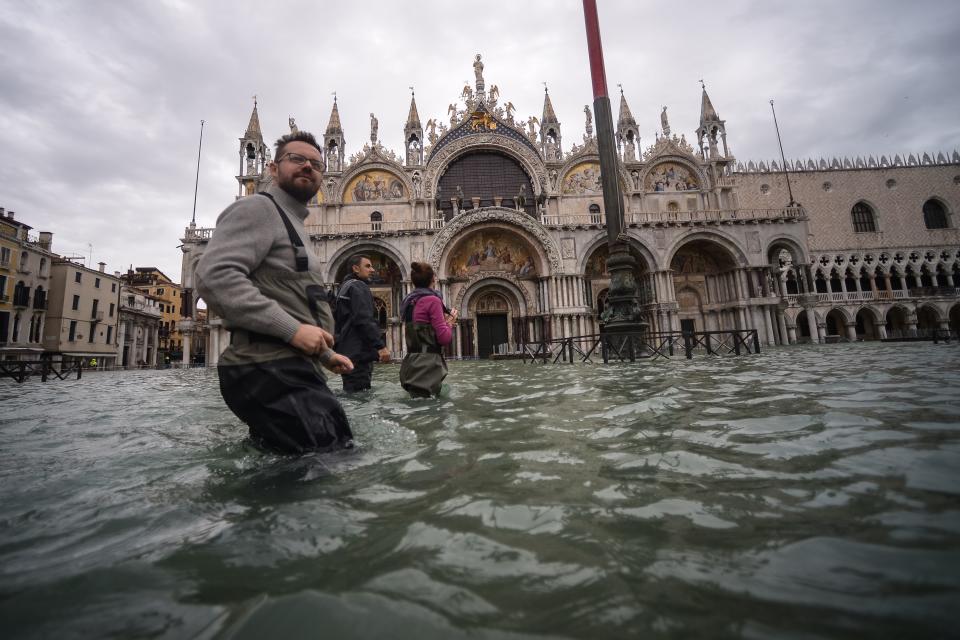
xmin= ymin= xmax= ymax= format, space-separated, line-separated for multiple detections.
xmin=1 ymin=342 xmax=959 ymax=639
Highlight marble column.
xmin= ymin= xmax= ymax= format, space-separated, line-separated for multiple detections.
xmin=764 ymin=307 xmax=777 ymax=345
xmin=117 ymin=321 xmax=127 ymax=367
xmin=805 ymin=308 xmax=819 ymax=343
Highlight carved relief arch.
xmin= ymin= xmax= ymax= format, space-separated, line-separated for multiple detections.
xmin=555 ymin=153 xmax=631 ymax=196
xmin=640 ymin=154 xmax=707 ymax=193
xmin=454 ymin=272 xmax=535 ymax=318
xmin=338 ymin=159 xmax=414 ymax=203
xmin=428 ymin=208 xmax=562 ymax=275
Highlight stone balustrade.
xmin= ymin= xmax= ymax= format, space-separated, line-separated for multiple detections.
xmin=540 ymin=207 xmax=806 ymax=228
xmin=784 ymin=287 xmax=959 ymax=306
xmin=305 ymin=218 xmax=445 ymax=237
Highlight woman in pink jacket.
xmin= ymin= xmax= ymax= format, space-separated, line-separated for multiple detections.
xmin=398 ymin=262 xmax=458 ymax=397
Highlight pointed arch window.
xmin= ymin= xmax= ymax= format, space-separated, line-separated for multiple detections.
xmin=851 ymin=202 xmax=876 ymax=233
xmin=923 ymin=199 xmax=949 ymax=229
xmin=370 ymin=211 xmax=382 ymax=231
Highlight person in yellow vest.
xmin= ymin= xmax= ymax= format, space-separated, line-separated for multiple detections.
xmin=89 ymin=358 xmax=98 ymax=368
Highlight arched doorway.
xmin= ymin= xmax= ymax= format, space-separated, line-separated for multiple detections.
xmin=949 ymin=303 xmax=960 ymax=338
xmin=670 ymin=239 xmax=741 ymax=332
xmin=855 ymin=308 xmax=882 ymax=340
xmin=825 ymin=308 xmax=848 ymax=340
xmin=474 ymin=291 xmax=511 ymax=358
xmin=676 ymin=287 xmax=702 ymax=334
xmin=886 ymin=306 xmax=909 ymax=338
xmin=796 ymin=310 xmax=814 ymax=341
xmin=916 ymin=305 xmax=940 ymax=337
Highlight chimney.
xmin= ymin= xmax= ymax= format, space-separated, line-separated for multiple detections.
xmin=98 ymin=262 xmax=106 ymax=273
xmin=38 ymin=231 xmax=52 ymax=251
xmin=114 ymin=271 xmax=121 ymax=278
xmin=7 ymin=211 xmax=13 ymax=220
xmin=0 ymin=208 xmax=4 ymax=216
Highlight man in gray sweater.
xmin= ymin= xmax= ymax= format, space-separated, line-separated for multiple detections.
xmin=197 ymin=131 xmax=355 ymax=454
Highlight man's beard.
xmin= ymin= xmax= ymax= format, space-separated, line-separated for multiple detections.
xmin=280 ymin=173 xmax=320 ymax=203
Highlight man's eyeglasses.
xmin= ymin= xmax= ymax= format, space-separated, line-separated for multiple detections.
xmin=278 ymin=152 xmax=324 ymax=171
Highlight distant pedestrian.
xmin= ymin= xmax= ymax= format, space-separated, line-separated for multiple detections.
xmin=334 ymin=255 xmax=390 ymax=392
xmin=398 ymin=262 xmax=457 ymax=397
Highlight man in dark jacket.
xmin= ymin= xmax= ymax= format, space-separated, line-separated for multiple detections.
xmin=335 ymin=255 xmax=390 ymax=392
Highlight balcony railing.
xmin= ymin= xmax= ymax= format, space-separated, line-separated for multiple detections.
xmin=786 ymin=288 xmax=957 ymax=305
xmin=92 ymin=310 xmax=104 ymax=322
xmin=183 ymin=227 xmax=214 ymax=241
xmin=305 ymin=219 xmax=446 ymax=236
xmin=540 ymin=207 xmax=806 ymax=227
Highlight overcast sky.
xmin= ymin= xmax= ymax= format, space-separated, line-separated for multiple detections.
xmin=2 ymin=0 xmax=958 ymax=282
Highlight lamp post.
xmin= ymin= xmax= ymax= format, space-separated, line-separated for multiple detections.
xmin=582 ymin=0 xmax=645 ymax=333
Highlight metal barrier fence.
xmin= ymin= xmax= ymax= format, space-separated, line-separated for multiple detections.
xmin=514 ymin=329 xmax=761 ymax=364
xmin=0 ymin=360 xmax=84 ymax=383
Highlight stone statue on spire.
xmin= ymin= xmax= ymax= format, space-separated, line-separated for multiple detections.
xmin=473 ymin=54 xmax=485 ymax=92
xmin=369 ymin=113 xmax=378 ymax=145
xmin=584 ymin=105 xmax=593 ymax=138
xmin=661 ymin=106 xmax=670 ymax=137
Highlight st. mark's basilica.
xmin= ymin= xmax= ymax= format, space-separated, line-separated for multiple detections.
xmin=179 ymin=55 xmax=960 ymax=363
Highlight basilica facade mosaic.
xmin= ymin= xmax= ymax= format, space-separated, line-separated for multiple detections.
xmin=180 ymin=56 xmax=960 ymax=362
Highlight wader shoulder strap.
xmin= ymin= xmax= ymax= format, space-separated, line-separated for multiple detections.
xmin=333 ymin=278 xmax=362 ymax=341
xmin=259 ymin=192 xmax=309 ymax=272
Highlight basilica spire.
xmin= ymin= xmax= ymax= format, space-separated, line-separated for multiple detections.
xmin=404 ymin=88 xmax=424 ymax=166
xmin=245 ymin=96 xmax=263 ymax=142
xmin=238 ymin=96 xmax=268 ymax=197
xmin=406 ymin=89 xmax=421 ymax=130
xmin=325 ymin=95 xmax=343 ymax=135
xmin=616 ymin=85 xmax=640 ymax=162
xmin=617 ymin=86 xmax=637 ymax=127
xmin=324 ymin=95 xmax=345 ymax=172
xmin=699 ymin=81 xmax=720 ymax=125
xmin=696 ymin=80 xmax=729 ymax=159
xmin=540 ymin=85 xmax=562 ymax=161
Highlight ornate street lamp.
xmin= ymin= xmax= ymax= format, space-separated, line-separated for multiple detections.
xmin=582 ymin=0 xmax=646 ymax=334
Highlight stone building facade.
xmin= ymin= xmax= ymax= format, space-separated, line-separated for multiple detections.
xmin=0 ymin=209 xmax=56 ymax=361
xmin=120 ymin=267 xmax=184 ymax=362
xmin=117 ymin=285 xmax=163 ymax=367
xmin=180 ymin=57 xmax=959 ymax=363
xmin=44 ymin=260 xmax=121 ymax=368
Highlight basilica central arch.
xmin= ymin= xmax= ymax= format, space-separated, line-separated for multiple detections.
xmin=442 ymin=223 xmax=544 ymax=357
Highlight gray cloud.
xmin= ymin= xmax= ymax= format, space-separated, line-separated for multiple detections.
xmin=1 ymin=0 xmax=957 ymax=280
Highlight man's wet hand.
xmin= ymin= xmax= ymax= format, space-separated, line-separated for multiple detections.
xmin=290 ymin=324 xmax=330 ymax=355
xmin=324 ymin=353 xmax=354 ymax=374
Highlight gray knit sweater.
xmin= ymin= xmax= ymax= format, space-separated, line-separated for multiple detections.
xmin=196 ymin=185 xmax=319 ymax=342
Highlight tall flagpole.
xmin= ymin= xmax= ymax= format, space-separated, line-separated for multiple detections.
xmin=769 ymin=101 xmax=797 ymax=207
xmin=191 ymin=120 xmax=205 ymax=225
xmin=582 ymin=0 xmax=644 ymax=333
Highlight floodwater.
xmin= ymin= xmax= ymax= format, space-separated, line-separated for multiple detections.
xmin=1 ymin=342 xmax=959 ymax=639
